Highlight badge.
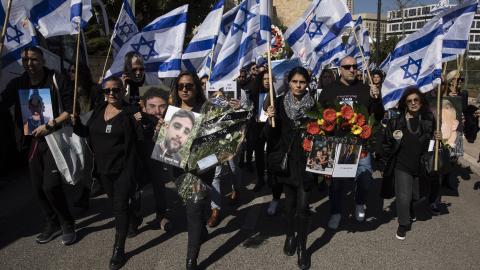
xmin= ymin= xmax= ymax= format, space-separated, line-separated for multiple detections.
xmin=105 ymin=124 xmax=112 ymax=134
xmin=393 ymin=130 xmax=403 ymax=140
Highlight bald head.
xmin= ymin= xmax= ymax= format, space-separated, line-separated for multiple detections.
xmin=339 ymin=56 xmax=357 ymax=85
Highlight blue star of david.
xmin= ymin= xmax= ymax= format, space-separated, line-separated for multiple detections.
xmin=401 ymin=56 xmax=422 ymax=81
xmin=6 ymin=23 xmax=23 ymax=44
xmin=131 ymin=36 xmax=158 ymax=61
xmin=306 ymin=16 xmax=323 ymax=39
xmin=231 ymin=4 xmax=256 ymax=35
xmin=117 ymin=21 xmax=135 ymax=39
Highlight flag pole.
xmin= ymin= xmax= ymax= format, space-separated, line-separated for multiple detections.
xmin=434 ymin=63 xmax=448 ymax=171
xmin=72 ymin=24 xmax=82 ymax=121
xmin=352 ymin=29 xmax=374 ymax=95
xmin=0 ymin=0 xmax=13 ymax=57
xmin=267 ymin=37 xmax=276 ymax=128
xmin=99 ymin=41 xmax=113 ymax=83
xmin=207 ymin=44 xmax=216 ymax=81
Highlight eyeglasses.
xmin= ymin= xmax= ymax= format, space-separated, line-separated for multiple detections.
xmin=406 ymin=98 xmax=420 ymax=104
xmin=103 ymin=87 xmax=122 ymax=95
xmin=178 ymin=83 xmax=195 ymax=91
xmin=341 ymin=64 xmax=358 ymax=70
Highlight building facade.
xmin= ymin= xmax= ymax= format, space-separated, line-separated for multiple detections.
xmin=354 ymin=13 xmax=386 ymax=42
xmin=343 ymin=0 xmax=354 ymax=13
xmin=386 ymin=2 xmax=480 ymax=58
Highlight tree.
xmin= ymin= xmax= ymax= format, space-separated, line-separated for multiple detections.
xmin=371 ymin=35 xmax=401 ymax=65
xmin=393 ymin=0 xmax=417 ymax=39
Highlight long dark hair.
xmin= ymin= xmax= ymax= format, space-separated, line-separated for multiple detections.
xmin=171 ymin=71 xmax=206 ymax=107
xmin=253 ymin=69 xmax=270 ymax=94
xmin=398 ymin=86 xmax=429 ymax=115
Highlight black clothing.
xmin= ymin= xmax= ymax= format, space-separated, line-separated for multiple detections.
xmin=126 ymin=78 xmax=145 ymax=106
xmin=186 ymin=199 xmax=208 ymax=260
xmin=395 ymin=117 xmax=423 ymax=175
xmin=329 ymin=171 xmax=372 ymax=214
xmin=394 ymin=169 xmax=419 ymax=226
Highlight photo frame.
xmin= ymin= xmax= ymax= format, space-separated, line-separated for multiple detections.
xmin=19 ymin=88 xmax=54 ymax=136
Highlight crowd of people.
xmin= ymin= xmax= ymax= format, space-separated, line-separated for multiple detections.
xmin=1 ymin=46 xmax=477 ymax=270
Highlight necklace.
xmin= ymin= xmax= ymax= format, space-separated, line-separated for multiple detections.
xmin=405 ymin=114 xmax=421 ymax=135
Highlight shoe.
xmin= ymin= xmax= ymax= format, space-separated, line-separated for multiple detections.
xmin=229 ymin=191 xmax=239 ymax=205
xmin=109 ymin=245 xmax=126 ymax=270
xmin=159 ymin=217 xmax=172 ymax=232
xmin=297 ymin=243 xmax=311 ymax=269
xmin=327 ymin=214 xmax=341 ymax=230
xmin=283 ymin=235 xmax=296 ymax=256
xmin=410 ymin=209 xmax=417 ymax=222
xmin=207 ymin=208 xmax=220 ymax=228
xmin=186 ymin=258 xmax=197 ymax=270
xmin=90 ymin=178 xmax=105 ymax=198
xmin=355 ymin=204 xmax=366 ymax=222
xmin=430 ymin=202 xmax=440 ymax=216
xmin=61 ymin=224 xmax=76 ymax=245
xmin=253 ymin=181 xmax=265 ymax=192
xmin=36 ymin=223 xmax=61 ymax=244
xmin=267 ymin=200 xmax=279 ymax=216
xmin=127 ymin=216 xmax=143 ymax=238
xmin=396 ymin=225 xmax=407 ymax=240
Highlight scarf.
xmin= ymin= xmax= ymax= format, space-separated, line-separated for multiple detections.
xmin=283 ymin=90 xmax=315 ymax=122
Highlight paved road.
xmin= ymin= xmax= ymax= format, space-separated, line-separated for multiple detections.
xmin=1 ymin=157 xmax=480 ymax=270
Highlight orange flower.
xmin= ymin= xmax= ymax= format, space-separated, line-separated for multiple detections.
xmin=323 ymin=108 xmax=337 ymax=122
xmin=307 ymin=122 xmax=321 ymax=135
xmin=359 ymin=125 xmax=372 ymax=139
xmin=322 ymin=121 xmax=335 ymax=132
xmin=340 ymin=104 xmax=354 ymax=120
xmin=303 ymin=138 xmax=313 ymax=152
xmin=356 ymin=113 xmax=366 ymax=126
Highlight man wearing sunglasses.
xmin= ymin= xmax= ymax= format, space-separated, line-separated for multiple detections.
xmin=0 ymin=46 xmax=76 ymax=245
xmin=318 ymin=56 xmax=384 ymax=230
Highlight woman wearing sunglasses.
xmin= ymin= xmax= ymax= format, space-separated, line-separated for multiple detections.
xmin=171 ymin=71 xmax=207 ymax=113
xmin=73 ymin=77 xmax=141 ymax=270
xmin=382 ymin=86 xmax=441 ymax=240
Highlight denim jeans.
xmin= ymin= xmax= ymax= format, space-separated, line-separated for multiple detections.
xmin=210 ymin=154 xmax=242 ymax=209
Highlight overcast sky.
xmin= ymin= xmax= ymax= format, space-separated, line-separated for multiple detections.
xmin=354 ymin=0 xmax=444 ymax=14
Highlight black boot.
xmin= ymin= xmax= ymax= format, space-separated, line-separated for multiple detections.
xmin=110 ymin=234 xmax=126 ymax=270
xmin=283 ymin=213 xmax=296 ymax=256
xmin=296 ymin=216 xmax=311 ymax=270
xmin=186 ymin=258 xmax=197 ymax=270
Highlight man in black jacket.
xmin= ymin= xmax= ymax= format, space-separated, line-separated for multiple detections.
xmin=318 ymin=56 xmax=384 ymax=229
xmin=0 ymin=46 xmax=76 ymax=245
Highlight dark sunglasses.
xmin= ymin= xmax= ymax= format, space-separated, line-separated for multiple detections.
xmin=103 ymin=87 xmax=122 ymax=95
xmin=178 ymin=83 xmax=195 ymax=91
xmin=341 ymin=64 xmax=358 ymax=70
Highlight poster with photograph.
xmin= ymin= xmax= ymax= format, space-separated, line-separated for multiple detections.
xmin=19 ymin=88 xmax=54 ymax=135
xmin=206 ymin=81 xmax=237 ymax=100
xmin=306 ymin=136 xmax=338 ymax=175
xmin=332 ymin=143 xmax=362 ymax=178
xmin=427 ymin=96 xmax=464 ymax=157
xmin=151 ymin=106 xmax=202 ymax=168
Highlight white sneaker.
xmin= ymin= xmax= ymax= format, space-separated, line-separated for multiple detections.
xmin=267 ymin=200 xmax=279 ymax=216
xmin=355 ymin=204 xmax=366 ymax=222
xmin=327 ymin=214 xmax=341 ymax=230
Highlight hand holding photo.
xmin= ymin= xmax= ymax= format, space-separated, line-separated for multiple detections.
xmin=19 ymin=88 xmax=54 ymax=136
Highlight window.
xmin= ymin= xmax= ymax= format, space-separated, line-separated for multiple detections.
xmin=476 ymin=21 xmax=480 ymax=28
xmin=469 ymin=43 xmax=480 ymax=50
xmin=475 ymin=35 xmax=480 ymax=42
xmin=392 ymin=24 xmax=399 ymax=31
xmin=422 ymin=7 xmax=430 ymax=14
xmin=470 ymin=35 xmax=475 ymax=42
xmin=397 ymin=11 xmax=402 ymax=18
xmin=418 ymin=8 xmax=422 ymax=15
xmin=409 ymin=9 xmax=416 ymax=16
xmin=404 ymin=10 xmax=408 ymax=17
xmin=417 ymin=21 xmax=425 ymax=28
xmin=472 ymin=21 xmax=476 ymax=29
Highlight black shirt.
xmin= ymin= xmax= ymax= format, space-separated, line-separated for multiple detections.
xmin=89 ymin=107 xmax=127 ymax=174
xmin=396 ymin=117 xmax=423 ymax=175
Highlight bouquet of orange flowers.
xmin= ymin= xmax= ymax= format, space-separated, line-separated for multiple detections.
xmin=302 ymin=102 xmax=376 ymax=152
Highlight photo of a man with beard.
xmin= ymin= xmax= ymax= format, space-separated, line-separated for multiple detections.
xmin=152 ymin=109 xmax=195 ymax=166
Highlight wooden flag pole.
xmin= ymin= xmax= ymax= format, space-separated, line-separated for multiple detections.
xmin=352 ymin=28 xmax=373 ymax=86
xmin=207 ymin=45 xmax=216 ymax=82
xmin=266 ymin=38 xmax=276 ymax=127
xmin=434 ymin=63 xmax=448 ymax=171
xmin=99 ymin=41 xmax=113 ymax=83
xmin=0 ymin=0 xmax=13 ymax=58
xmin=72 ymin=25 xmax=82 ymax=120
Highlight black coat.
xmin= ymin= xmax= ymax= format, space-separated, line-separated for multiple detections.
xmin=264 ymin=95 xmax=314 ymax=189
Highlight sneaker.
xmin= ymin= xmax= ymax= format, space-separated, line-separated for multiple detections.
xmin=327 ymin=214 xmax=341 ymax=230
xmin=410 ymin=209 xmax=417 ymax=222
xmin=61 ymin=224 xmax=76 ymax=245
xmin=430 ymin=202 xmax=440 ymax=216
xmin=396 ymin=225 xmax=407 ymax=240
xmin=36 ymin=223 xmax=61 ymax=244
xmin=267 ymin=200 xmax=279 ymax=216
xmin=355 ymin=204 xmax=366 ymax=222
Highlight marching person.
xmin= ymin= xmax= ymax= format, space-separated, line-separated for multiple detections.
xmin=265 ymin=67 xmax=316 ymax=270
xmin=122 ymin=51 xmax=146 ymax=106
xmin=382 ymin=87 xmax=439 ymax=240
xmin=0 ymin=46 xmax=76 ymax=245
xmin=72 ymin=77 xmax=141 ymax=269
xmin=318 ymin=56 xmax=384 ymax=229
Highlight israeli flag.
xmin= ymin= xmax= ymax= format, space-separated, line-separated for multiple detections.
xmin=210 ymin=0 xmax=271 ymax=83
xmin=284 ymin=0 xmax=353 ymax=75
xmin=111 ymin=0 xmax=139 ymax=57
xmin=1 ymin=1 xmax=38 ymax=92
xmin=379 ymin=52 xmax=391 ymax=73
xmin=27 ymin=0 xmax=93 ymax=37
xmin=105 ymin=5 xmax=188 ymax=84
xmin=182 ymin=0 xmax=224 ymax=76
xmin=440 ymin=0 xmax=478 ymax=62
xmin=381 ymin=15 xmax=444 ymax=110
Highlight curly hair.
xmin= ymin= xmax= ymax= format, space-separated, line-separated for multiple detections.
xmin=398 ymin=86 xmax=430 ymax=115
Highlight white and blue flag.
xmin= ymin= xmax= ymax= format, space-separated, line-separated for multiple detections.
xmin=27 ymin=0 xmax=93 ymax=37
xmin=182 ymin=0 xmax=224 ymax=76
xmin=381 ymin=14 xmax=445 ymax=110
xmin=440 ymin=0 xmax=478 ymax=62
xmin=105 ymin=5 xmax=188 ymax=84
xmin=111 ymin=0 xmax=138 ymax=57
xmin=210 ymin=0 xmax=271 ymax=83
xmin=284 ymin=0 xmax=353 ymax=75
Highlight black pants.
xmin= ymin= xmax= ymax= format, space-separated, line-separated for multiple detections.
xmin=283 ymin=184 xmax=310 ymax=249
xmin=186 ymin=199 xmax=208 ymax=259
xmin=272 ymin=182 xmax=283 ymax=200
xmin=394 ymin=169 xmax=419 ymax=226
xmin=29 ymin=140 xmax=74 ymax=227
xmin=253 ymin=122 xmax=266 ymax=183
xmin=146 ymin=159 xmax=168 ymax=218
xmin=329 ymin=171 xmax=372 ymax=214
xmin=99 ymin=172 xmax=134 ymax=240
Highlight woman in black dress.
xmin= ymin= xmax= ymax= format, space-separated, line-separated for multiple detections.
xmin=265 ymin=67 xmax=315 ymax=270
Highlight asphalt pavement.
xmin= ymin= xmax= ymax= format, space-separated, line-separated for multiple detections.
xmin=1 ymin=149 xmax=480 ymax=270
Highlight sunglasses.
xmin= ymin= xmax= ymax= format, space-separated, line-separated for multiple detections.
xmin=178 ymin=83 xmax=195 ymax=91
xmin=406 ymin=98 xmax=420 ymax=104
xmin=341 ymin=64 xmax=358 ymax=70
xmin=103 ymin=87 xmax=122 ymax=95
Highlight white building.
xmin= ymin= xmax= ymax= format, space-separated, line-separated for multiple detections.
xmin=386 ymin=1 xmax=480 ymax=58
